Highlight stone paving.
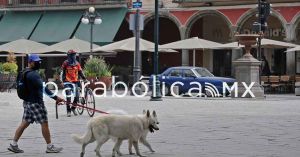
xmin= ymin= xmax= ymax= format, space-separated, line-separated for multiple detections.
xmin=0 ymin=90 xmax=300 ymax=157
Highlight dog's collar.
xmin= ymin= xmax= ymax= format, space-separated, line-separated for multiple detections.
xmin=149 ymin=125 xmax=155 ymax=133
xmin=149 ymin=124 xmax=159 ymax=133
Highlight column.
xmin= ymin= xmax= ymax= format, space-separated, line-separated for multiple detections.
xmin=285 ymin=24 xmax=296 ymax=75
xmin=180 ymin=26 xmax=189 ymax=66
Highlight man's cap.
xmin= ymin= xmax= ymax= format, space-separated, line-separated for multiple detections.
xmin=28 ymin=54 xmax=42 ymax=62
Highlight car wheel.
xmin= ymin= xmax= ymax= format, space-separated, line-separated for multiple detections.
xmin=204 ymin=85 xmax=220 ymax=97
xmin=205 ymin=90 xmax=212 ymax=97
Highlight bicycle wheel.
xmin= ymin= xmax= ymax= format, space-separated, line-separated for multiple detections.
xmin=85 ymin=88 xmax=95 ymax=117
xmin=76 ymin=97 xmax=84 ymax=115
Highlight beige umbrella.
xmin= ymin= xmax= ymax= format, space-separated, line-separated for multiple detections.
xmin=213 ymin=42 xmax=243 ymax=49
xmin=93 ymin=37 xmax=177 ymax=52
xmin=0 ymin=39 xmax=47 ymax=54
xmin=160 ymin=37 xmax=222 ymax=66
xmin=286 ymin=46 xmax=300 ymax=52
xmin=36 ymin=38 xmax=101 ymax=54
xmin=0 ymin=39 xmax=48 ymax=69
xmin=215 ymin=39 xmax=297 ymax=49
xmin=261 ymin=39 xmax=297 ymax=48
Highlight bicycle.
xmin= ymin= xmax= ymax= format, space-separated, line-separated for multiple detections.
xmin=56 ymin=81 xmax=96 ymax=118
xmin=76 ymin=84 xmax=96 ymax=117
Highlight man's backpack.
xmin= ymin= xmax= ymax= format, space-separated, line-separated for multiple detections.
xmin=16 ymin=70 xmax=31 ymax=100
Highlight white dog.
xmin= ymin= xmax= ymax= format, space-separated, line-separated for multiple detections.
xmin=71 ymin=110 xmax=159 ymax=157
xmin=127 ymin=110 xmax=159 ymax=155
xmin=112 ymin=110 xmax=159 ymax=155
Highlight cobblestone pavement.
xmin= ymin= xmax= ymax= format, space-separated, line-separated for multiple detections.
xmin=0 ymin=90 xmax=300 ymax=157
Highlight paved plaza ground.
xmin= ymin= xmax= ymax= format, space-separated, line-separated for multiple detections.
xmin=0 ymin=90 xmax=300 ymax=157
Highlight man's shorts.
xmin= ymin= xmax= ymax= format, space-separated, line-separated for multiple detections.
xmin=22 ymin=101 xmax=48 ymax=124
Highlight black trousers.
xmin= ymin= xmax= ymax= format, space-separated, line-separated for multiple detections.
xmin=64 ymin=82 xmax=80 ymax=112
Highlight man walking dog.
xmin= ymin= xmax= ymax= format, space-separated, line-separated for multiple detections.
xmin=8 ymin=54 xmax=64 ymax=153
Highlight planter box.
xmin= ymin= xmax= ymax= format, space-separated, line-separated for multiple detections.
xmin=0 ymin=73 xmax=16 ymax=92
xmin=87 ymin=76 xmax=112 ymax=95
xmin=99 ymin=76 xmax=112 ymax=90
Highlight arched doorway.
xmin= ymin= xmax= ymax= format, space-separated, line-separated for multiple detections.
xmin=293 ymin=16 xmax=300 ymax=74
xmin=142 ymin=16 xmax=181 ymax=75
xmin=239 ymin=14 xmax=287 ymax=75
xmin=186 ymin=13 xmax=232 ymax=76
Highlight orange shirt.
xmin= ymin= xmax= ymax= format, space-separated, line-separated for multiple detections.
xmin=62 ymin=61 xmax=82 ymax=83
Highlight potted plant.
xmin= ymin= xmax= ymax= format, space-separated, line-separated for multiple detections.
xmin=0 ymin=52 xmax=18 ymax=92
xmin=2 ymin=52 xmax=18 ymax=75
xmin=98 ymin=65 xmax=113 ymax=90
xmin=83 ymin=57 xmax=113 ymax=93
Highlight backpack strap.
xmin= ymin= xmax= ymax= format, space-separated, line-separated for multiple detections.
xmin=23 ymin=70 xmax=32 ymax=92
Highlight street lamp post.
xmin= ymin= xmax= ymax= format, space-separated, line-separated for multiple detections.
xmin=81 ymin=7 xmax=102 ymax=58
xmin=150 ymin=0 xmax=162 ymax=101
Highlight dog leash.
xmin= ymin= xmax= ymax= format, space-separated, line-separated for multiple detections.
xmin=55 ymin=101 xmax=109 ymax=119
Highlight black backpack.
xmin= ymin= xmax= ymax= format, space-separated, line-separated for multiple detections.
xmin=16 ymin=70 xmax=31 ymax=100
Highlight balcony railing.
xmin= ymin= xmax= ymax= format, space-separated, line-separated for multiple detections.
xmin=0 ymin=0 xmax=128 ymax=8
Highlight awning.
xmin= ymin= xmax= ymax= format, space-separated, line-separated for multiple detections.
xmin=0 ymin=11 xmax=41 ymax=43
xmin=74 ymin=8 xmax=127 ymax=44
xmin=30 ymin=11 xmax=83 ymax=44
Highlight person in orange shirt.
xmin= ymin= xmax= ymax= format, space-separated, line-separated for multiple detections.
xmin=61 ymin=50 xmax=87 ymax=117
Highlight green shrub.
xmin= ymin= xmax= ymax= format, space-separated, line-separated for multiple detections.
xmin=0 ymin=63 xmax=3 ymax=73
xmin=2 ymin=62 xmax=18 ymax=74
xmin=84 ymin=57 xmax=113 ymax=77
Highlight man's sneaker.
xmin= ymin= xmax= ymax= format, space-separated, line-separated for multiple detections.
xmin=72 ymin=109 xmax=78 ymax=116
xmin=46 ymin=145 xmax=63 ymax=153
xmin=67 ymin=112 xmax=71 ymax=117
xmin=8 ymin=144 xmax=24 ymax=153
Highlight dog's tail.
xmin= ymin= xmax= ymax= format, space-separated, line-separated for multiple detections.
xmin=71 ymin=123 xmax=93 ymax=144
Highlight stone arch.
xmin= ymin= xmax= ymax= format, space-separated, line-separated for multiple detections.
xmin=142 ymin=12 xmax=182 ymax=75
xmin=185 ymin=10 xmax=232 ymax=39
xmin=143 ymin=11 xmax=182 ymax=31
xmin=290 ymin=11 xmax=300 ymax=42
xmin=236 ymin=8 xmax=287 ymax=33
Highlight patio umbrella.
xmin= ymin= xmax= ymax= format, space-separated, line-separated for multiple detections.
xmin=215 ymin=39 xmax=297 ymax=49
xmin=213 ymin=42 xmax=244 ymax=49
xmin=0 ymin=39 xmax=47 ymax=54
xmin=36 ymin=38 xmax=102 ymax=54
xmin=93 ymin=37 xmax=177 ymax=53
xmin=286 ymin=46 xmax=300 ymax=52
xmin=261 ymin=39 xmax=297 ymax=48
xmin=160 ymin=37 xmax=222 ymax=66
xmin=0 ymin=39 xmax=48 ymax=69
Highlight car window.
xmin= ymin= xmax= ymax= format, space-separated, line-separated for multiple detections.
xmin=194 ymin=68 xmax=214 ymax=77
xmin=169 ymin=69 xmax=182 ymax=77
xmin=183 ymin=70 xmax=196 ymax=78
